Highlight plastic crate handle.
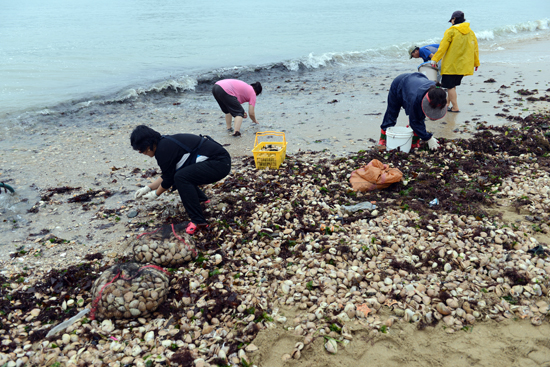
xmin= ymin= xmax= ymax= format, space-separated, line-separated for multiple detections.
xmin=254 ymin=131 xmax=286 ymax=148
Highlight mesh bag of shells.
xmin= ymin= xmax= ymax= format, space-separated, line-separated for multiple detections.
xmin=90 ymin=262 xmax=170 ymax=320
xmin=133 ymin=223 xmax=197 ymax=266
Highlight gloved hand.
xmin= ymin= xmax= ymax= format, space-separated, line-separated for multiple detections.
xmin=143 ymin=191 xmax=159 ymax=201
xmin=430 ymin=60 xmax=438 ymax=68
xmin=427 ymin=137 xmax=440 ymax=150
xmin=475 ymin=66 xmax=478 ymax=71
xmin=134 ymin=186 xmax=151 ymax=199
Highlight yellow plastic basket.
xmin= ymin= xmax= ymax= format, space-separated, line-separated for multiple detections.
xmin=252 ymin=131 xmax=287 ymax=169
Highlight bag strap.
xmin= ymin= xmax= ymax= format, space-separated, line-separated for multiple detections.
xmin=162 ymin=135 xmax=194 ymax=153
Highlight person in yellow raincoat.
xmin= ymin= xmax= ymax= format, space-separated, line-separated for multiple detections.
xmin=431 ymin=10 xmax=480 ymax=113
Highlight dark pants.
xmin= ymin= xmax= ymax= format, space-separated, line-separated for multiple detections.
xmin=174 ymin=154 xmax=231 ymax=224
xmin=380 ymin=74 xmax=406 ymax=132
xmin=212 ymin=84 xmax=245 ymax=117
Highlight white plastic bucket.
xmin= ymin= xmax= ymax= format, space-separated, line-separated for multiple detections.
xmin=386 ymin=126 xmax=413 ymax=153
xmin=418 ymin=62 xmax=438 ymax=82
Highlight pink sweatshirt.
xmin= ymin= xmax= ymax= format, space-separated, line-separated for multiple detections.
xmin=215 ymin=79 xmax=256 ymax=106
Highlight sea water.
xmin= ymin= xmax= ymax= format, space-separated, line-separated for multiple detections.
xmin=0 ymin=0 xmax=549 ymax=123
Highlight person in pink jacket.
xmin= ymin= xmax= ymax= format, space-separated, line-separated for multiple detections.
xmin=212 ymin=79 xmax=262 ymax=137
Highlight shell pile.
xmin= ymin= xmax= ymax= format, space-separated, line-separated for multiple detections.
xmin=1 ymin=111 xmax=550 ymax=367
xmin=90 ymin=263 xmax=169 ymax=320
xmin=260 ymin=144 xmax=283 ymax=152
xmin=133 ymin=232 xmax=196 ymax=266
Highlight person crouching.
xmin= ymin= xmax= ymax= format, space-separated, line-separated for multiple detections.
xmin=131 ymin=125 xmax=231 ymax=234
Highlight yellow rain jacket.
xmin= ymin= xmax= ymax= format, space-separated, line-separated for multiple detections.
xmin=432 ymin=22 xmax=480 ymax=76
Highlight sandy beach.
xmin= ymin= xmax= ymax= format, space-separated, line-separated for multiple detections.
xmin=1 ymin=36 xmax=550 ymax=367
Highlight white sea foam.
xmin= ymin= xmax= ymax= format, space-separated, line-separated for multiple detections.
xmin=278 ymin=18 xmax=549 ymax=72
xmin=477 ymin=19 xmax=549 ymax=40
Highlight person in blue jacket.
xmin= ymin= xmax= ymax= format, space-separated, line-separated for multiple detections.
xmin=379 ymin=73 xmax=447 ymax=151
xmin=409 ymin=44 xmax=439 ymax=62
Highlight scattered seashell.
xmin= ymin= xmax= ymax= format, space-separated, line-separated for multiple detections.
xmin=325 ymin=339 xmax=338 ymax=354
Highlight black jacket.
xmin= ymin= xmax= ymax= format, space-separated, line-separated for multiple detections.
xmin=155 ymin=134 xmax=229 ymax=189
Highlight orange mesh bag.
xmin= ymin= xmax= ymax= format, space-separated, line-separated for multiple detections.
xmin=350 ymin=159 xmax=403 ymax=192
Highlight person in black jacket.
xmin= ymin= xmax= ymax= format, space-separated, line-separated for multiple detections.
xmin=130 ymin=125 xmax=231 ymax=234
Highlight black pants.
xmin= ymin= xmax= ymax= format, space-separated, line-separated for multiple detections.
xmin=212 ymin=84 xmax=245 ymax=117
xmin=174 ymin=154 xmax=231 ymax=224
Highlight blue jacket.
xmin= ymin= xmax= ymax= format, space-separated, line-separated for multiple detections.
xmin=381 ymin=73 xmax=435 ymax=141
xmin=419 ymin=44 xmax=439 ymax=62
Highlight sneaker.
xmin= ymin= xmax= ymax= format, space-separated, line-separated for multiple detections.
xmin=232 ymin=131 xmax=241 ymax=137
xmin=186 ymin=222 xmax=208 ymax=235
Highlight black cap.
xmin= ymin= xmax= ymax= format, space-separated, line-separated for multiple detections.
xmin=449 ymin=10 xmax=464 ymax=22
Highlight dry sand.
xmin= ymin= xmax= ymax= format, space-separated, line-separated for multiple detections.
xmin=1 ymin=35 xmax=550 ymax=366
xmin=253 ymin=319 xmax=550 ymax=367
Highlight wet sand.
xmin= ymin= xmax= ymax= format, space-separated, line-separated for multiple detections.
xmin=1 ymin=36 xmax=549 ymax=255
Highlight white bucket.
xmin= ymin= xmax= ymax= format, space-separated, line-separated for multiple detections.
xmin=386 ymin=126 xmax=413 ymax=153
xmin=418 ymin=63 xmax=438 ymax=82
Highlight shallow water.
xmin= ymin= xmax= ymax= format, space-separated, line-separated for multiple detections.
xmin=1 ymin=0 xmax=549 ymax=122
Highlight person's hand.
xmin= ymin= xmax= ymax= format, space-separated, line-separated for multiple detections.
xmin=243 ymin=112 xmax=248 ymax=119
xmin=430 ymin=61 xmax=438 ymax=68
xmin=427 ymin=137 xmax=440 ymax=150
xmin=134 ymin=186 xmax=151 ymax=199
xmin=143 ymin=191 xmax=159 ymax=201
xmin=475 ymin=66 xmax=478 ymax=71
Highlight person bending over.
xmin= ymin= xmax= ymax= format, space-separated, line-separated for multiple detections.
xmin=430 ymin=10 xmax=479 ymax=113
xmin=212 ymin=79 xmax=262 ymax=137
xmin=379 ymin=73 xmax=447 ymax=151
xmin=409 ymin=44 xmax=439 ymax=62
xmin=131 ymin=125 xmax=231 ymax=234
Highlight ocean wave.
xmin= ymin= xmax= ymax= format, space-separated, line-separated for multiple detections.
xmin=89 ymin=16 xmax=549 ymax=104
xmin=109 ymin=76 xmax=198 ymax=103
xmin=7 ymin=17 xmax=548 ymax=121
xmin=482 ymin=18 xmax=548 ymax=39
xmin=278 ymin=18 xmax=550 ymax=69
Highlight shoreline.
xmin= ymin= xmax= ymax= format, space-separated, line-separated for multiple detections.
xmin=1 ymin=35 xmax=550 ymax=367
xmin=2 ymin=36 xmax=550 ymax=253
